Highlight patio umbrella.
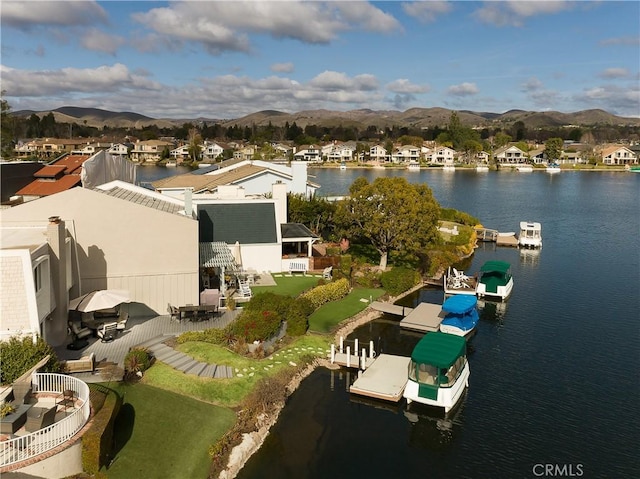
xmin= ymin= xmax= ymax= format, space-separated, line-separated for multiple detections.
xmin=69 ymin=289 xmax=131 ymax=312
xmin=232 ymin=241 xmax=243 ymax=269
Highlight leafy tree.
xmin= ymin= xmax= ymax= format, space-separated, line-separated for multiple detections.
xmin=188 ymin=128 xmax=203 ymax=162
xmin=287 ymin=194 xmax=336 ymax=237
xmin=335 ymin=177 xmax=440 ymax=270
xmin=1 ymin=92 xmax=15 ymax=158
xmin=544 ymin=137 xmax=563 ymax=162
xmin=494 ymin=132 xmax=512 ymax=148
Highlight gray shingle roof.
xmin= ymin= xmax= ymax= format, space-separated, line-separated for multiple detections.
xmin=197 ymin=203 xmax=277 ymax=244
xmin=96 ymin=186 xmax=184 ymax=214
xmin=281 ymin=223 xmax=318 ymax=239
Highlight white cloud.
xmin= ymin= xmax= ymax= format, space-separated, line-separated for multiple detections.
xmin=271 ymin=63 xmax=295 ymax=73
xmin=131 ymin=1 xmax=401 ymax=55
xmin=521 ymin=77 xmax=544 ymax=92
xmin=575 ymin=84 xmax=640 ymax=116
xmin=1 ymin=63 xmax=161 ymax=97
xmin=599 ymin=68 xmax=629 ymax=79
xmin=474 ymin=1 xmax=573 ymax=27
xmin=447 ymin=82 xmax=479 ymax=97
xmin=1 ymin=1 xmax=108 ymax=29
xmin=386 ymin=79 xmax=430 ymax=94
xmin=308 ymin=71 xmax=378 ymax=92
xmin=402 ymin=1 xmax=453 ymax=23
xmin=81 ymin=29 xmax=126 ymax=55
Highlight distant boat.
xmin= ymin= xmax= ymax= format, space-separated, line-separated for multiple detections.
xmin=628 ymin=165 xmax=640 ymax=173
xmin=476 ymin=260 xmax=514 ymax=300
xmin=165 ymin=160 xmax=177 ymax=167
xmin=407 ymin=161 xmax=421 ymax=171
xmin=439 ymin=295 xmax=479 ymax=338
xmin=475 ymin=164 xmax=489 ymax=172
xmin=403 ymin=332 xmax=470 ymax=413
xmin=516 ymin=164 xmax=533 ymax=172
xmin=442 ymin=164 xmax=456 ymax=172
xmin=518 ymin=221 xmax=542 ymax=248
xmin=546 ymin=163 xmax=561 ymax=173
xmin=339 ymin=162 xmax=347 ymax=170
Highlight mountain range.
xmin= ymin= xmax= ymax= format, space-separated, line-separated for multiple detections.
xmin=13 ymin=106 xmax=640 ymax=130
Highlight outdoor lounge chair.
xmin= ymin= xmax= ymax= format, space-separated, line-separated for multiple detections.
xmin=11 ymin=380 xmax=33 ymax=405
xmin=116 ymin=311 xmax=129 ymax=331
xmin=323 ymin=266 xmax=333 ymax=280
xmin=56 ymin=389 xmax=76 ymax=412
xmin=97 ymin=322 xmax=118 ymax=342
xmin=25 ymin=405 xmax=57 ymax=432
xmin=69 ymin=321 xmax=92 ymax=340
xmin=167 ymin=303 xmax=179 ymax=321
xmin=238 ymin=280 xmax=252 ymax=298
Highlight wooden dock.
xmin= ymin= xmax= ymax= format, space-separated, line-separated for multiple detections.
xmin=496 ymin=233 xmax=519 ymax=247
xmin=349 ymin=354 xmax=410 ymax=402
xmin=332 ymin=352 xmax=376 ymax=369
xmin=475 ymin=227 xmax=519 ymax=247
xmin=399 ymin=302 xmax=445 ymax=332
xmin=370 ymin=301 xmax=413 ymax=316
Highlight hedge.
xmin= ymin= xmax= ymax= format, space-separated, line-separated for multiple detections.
xmin=0 ymin=336 xmax=61 ymax=384
xmin=301 ymin=278 xmax=350 ymax=309
xmin=380 ymin=267 xmax=421 ymax=296
xmin=82 ymin=384 xmax=123 ymax=476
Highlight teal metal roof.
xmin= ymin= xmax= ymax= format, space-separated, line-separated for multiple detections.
xmin=410 ymin=332 xmax=466 ymax=369
xmin=479 ymin=260 xmax=511 ymax=273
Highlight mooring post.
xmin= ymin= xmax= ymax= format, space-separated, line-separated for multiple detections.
xmin=369 ymin=340 xmax=374 ymax=358
xmin=361 ymin=348 xmax=367 ymax=369
xmin=339 ymin=336 xmax=344 ymax=354
xmin=346 ymin=346 xmax=351 ymax=368
xmin=330 ymin=344 xmax=335 ymax=363
xmin=354 ymin=338 xmax=359 ymax=356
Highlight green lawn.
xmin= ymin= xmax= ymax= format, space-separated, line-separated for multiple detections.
xmin=105 ymin=383 xmax=235 ymax=479
xmin=144 ymin=335 xmax=330 ymax=407
xmin=251 ymin=274 xmax=319 ymax=297
xmin=309 ymin=287 xmax=385 ymax=333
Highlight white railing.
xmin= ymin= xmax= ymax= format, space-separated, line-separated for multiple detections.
xmin=0 ymin=373 xmax=90 ymax=468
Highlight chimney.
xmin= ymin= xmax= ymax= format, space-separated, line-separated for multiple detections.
xmin=272 ymin=182 xmax=288 ymax=224
xmin=46 ymin=216 xmax=68 ymax=346
xmin=290 ymin=161 xmax=307 ymax=196
xmin=184 ymin=188 xmax=193 ymax=216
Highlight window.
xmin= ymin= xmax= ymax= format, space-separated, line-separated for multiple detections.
xmin=34 ymin=264 xmax=42 ymax=292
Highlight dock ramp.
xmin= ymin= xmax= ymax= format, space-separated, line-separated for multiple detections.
xmin=370 ymin=301 xmax=413 ymax=316
xmin=350 ymin=354 xmax=410 ymax=402
xmin=399 ymin=302 xmax=445 ymax=332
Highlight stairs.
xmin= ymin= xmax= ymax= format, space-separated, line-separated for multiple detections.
xmin=135 ymin=335 xmax=234 ymax=379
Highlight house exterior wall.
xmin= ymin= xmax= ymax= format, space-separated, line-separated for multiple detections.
xmin=239 ymin=243 xmax=282 ymax=273
xmin=0 ymin=188 xmax=199 ymax=315
xmin=0 ymin=250 xmax=40 ymax=341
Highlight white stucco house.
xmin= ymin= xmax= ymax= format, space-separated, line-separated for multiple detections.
xmin=600 ymin=145 xmax=637 ymax=165
xmin=494 ymin=145 xmax=528 ymax=165
xmin=427 ymin=146 xmax=456 ymax=165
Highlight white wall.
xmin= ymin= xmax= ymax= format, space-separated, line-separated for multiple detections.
xmin=240 ymin=244 xmax=282 ymax=273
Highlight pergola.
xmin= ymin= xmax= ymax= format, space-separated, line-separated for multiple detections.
xmin=199 ymin=241 xmax=238 ymax=296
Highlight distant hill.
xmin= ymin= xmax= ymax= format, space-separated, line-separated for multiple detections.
xmin=13 ymin=105 xmax=640 ymax=130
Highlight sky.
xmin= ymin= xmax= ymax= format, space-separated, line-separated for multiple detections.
xmin=1 ymin=1 xmax=639 ymax=120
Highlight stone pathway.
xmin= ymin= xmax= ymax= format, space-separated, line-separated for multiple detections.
xmin=136 ymin=334 xmax=234 ymax=379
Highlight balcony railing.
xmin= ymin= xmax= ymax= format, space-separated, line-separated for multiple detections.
xmin=0 ymin=373 xmax=91 ymax=468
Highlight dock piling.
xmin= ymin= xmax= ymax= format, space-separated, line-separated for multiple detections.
xmin=330 ymin=344 xmax=335 ymax=363
xmin=346 ymin=346 xmax=351 ymax=368
xmin=369 ymin=341 xmax=374 ymax=358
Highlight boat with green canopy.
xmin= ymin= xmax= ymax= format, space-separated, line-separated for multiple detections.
xmin=403 ymin=332 xmax=470 ymax=412
xmin=475 ymin=260 xmax=514 ymax=300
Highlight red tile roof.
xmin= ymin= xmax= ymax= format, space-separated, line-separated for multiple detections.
xmin=16 ymin=175 xmax=82 ymax=196
xmin=34 ymin=165 xmax=66 ymax=178
xmin=52 ymin=155 xmax=90 ymax=174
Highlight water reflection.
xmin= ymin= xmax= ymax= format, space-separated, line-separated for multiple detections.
xmin=404 ymin=399 xmax=465 ymax=451
xmin=519 ymin=247 xmax=540 ymax=267
xmin=477 ymin=298 xmax=508 ymax=326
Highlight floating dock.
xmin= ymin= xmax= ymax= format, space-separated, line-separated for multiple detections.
xmin=349 ymin=354 xmax=410 ymax=402
xmin=370 ymin=301 xmax=413 ymax=316
xmin=399 ymin=302 xmax=445 ymax=332
xmin=332 ymin=352 xmax=376 ymax=369
xmin=475 ymin=227 xmax=519 ymax=247
xmin=496 ymin=233 xmax=519 ymax=247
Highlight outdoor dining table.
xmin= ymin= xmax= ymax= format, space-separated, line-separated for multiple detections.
xmin=178 ymin=305 xmax=218 ymax=321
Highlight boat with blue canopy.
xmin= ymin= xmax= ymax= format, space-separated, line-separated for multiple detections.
xmin=403 ymin=332 xmax=470 ymax=412
xmin=439 ymin=295 xmax=479 ymax=338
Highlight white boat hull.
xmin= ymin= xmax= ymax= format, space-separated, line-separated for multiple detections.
xmin=443 ymin=165 xmax=456 ymax=171
xmin=439 ymin=324 xmax=475 ymax=338
xmin=519 ymin=237 xmax=542 ymax=248
xmin=476 ymin=278 xmax=513 ymax=300
xmin=516 ymin=165 xmax=533 ymax=172
xmin=403 ymin=363 xmax=470 ymax=413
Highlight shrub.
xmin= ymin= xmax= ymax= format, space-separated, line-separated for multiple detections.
xmin=439 ymin=207 xmax=479 ymax=226
xmin=244 ymin=292 xmax=292 ymax=318
xmin=230 ymin=309 xmax=282 ymax=343
xmin=0 ymin=401 xmax=16 ymax=418
xmin=0 ymin=336 xmax=62 ymax=384
xmin=380 ymin=267 xmax=421 ymax=296
xmin=176 ymin=328 xmax=227 ymax=345
xmin=82 ymin=384 xmax=122 ymax=477
xmin=301 ymin=278 xmax=350 ymax=309
xmin=123 ymin=348 xmax=152 ymax=380
xmin=286 ymin=297 xmax=314 ymax=336
xmin=339 ymin=254 xmax=352 ymax=280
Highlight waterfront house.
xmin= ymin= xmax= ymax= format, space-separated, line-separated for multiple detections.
xmin=493 ymin=145 xmax=527 ymax=165
xmin=129 ymin=139 xmax=174 ymax=163
xmin=107 ymin=143 xmax=130 ymax=157
xmin=369 ymin=145 xmax=388 ymax=163
xmin=152 ymin=160 xmax=318 ymax=197
xmin=599 ymin=145 xmax=638 ymax=165
xmin=528 ymin=148 xmax=546 ymax=165
xmin=0 ymin=183 xmax=199 ymax=320
xmin=427 ymin=146 xmax=456 ymax=166
xmin=202 ymin=141 xmax=225 ymax=162
xmin=294 ymin=145 xmax=322 ymax=163
xmin=170 ymin=144 xmax=193 ymax=163
xmin=392 ymin=145 xmax=421 ymax=164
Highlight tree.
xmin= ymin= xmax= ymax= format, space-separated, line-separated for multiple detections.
xmin=494 ymin=132 xmax=512 ymax=148
xmin=335 ymin=177 xmax=440 ymax=270
xmin=188 ymin=128 xmax=203 ymax=162
xmin=1 ymin=91 xmax=15 ymax=158
xmin=544 ymin=137 xmax=563 ymax=162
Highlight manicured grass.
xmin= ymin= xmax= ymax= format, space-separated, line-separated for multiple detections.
xmin=251 ymin=274 xmax=319 ymax=297
xmin=144 ymin=335 xmax=330 ymax=407
xmin=105 ymin=383 xmax=235 ymax=479
xmin=309 ymin=287 xmax=385 ymax=333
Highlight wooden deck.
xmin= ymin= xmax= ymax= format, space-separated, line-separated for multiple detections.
xmin=332 ymin=352 xmax=376 ymax=369
xmin=399 ymin=302 xmax=445 ymax=332
xmin=370 ymin=301 xmax=413 ymax=316
xmin=54 ymin=309 xmax=240 ymax=379
xmin=349 ymin=354 xmax=410 ymax=402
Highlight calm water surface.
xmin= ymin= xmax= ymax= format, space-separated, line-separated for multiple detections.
xmin=235 ymin=169 xmax=639 ymax=479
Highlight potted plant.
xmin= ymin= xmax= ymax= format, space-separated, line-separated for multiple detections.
xmin=0 ymin=401 xmax=16 ymax=418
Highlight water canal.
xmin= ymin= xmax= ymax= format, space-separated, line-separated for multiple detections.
xmin=137 ymin=166 xmax=639 ymax=478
